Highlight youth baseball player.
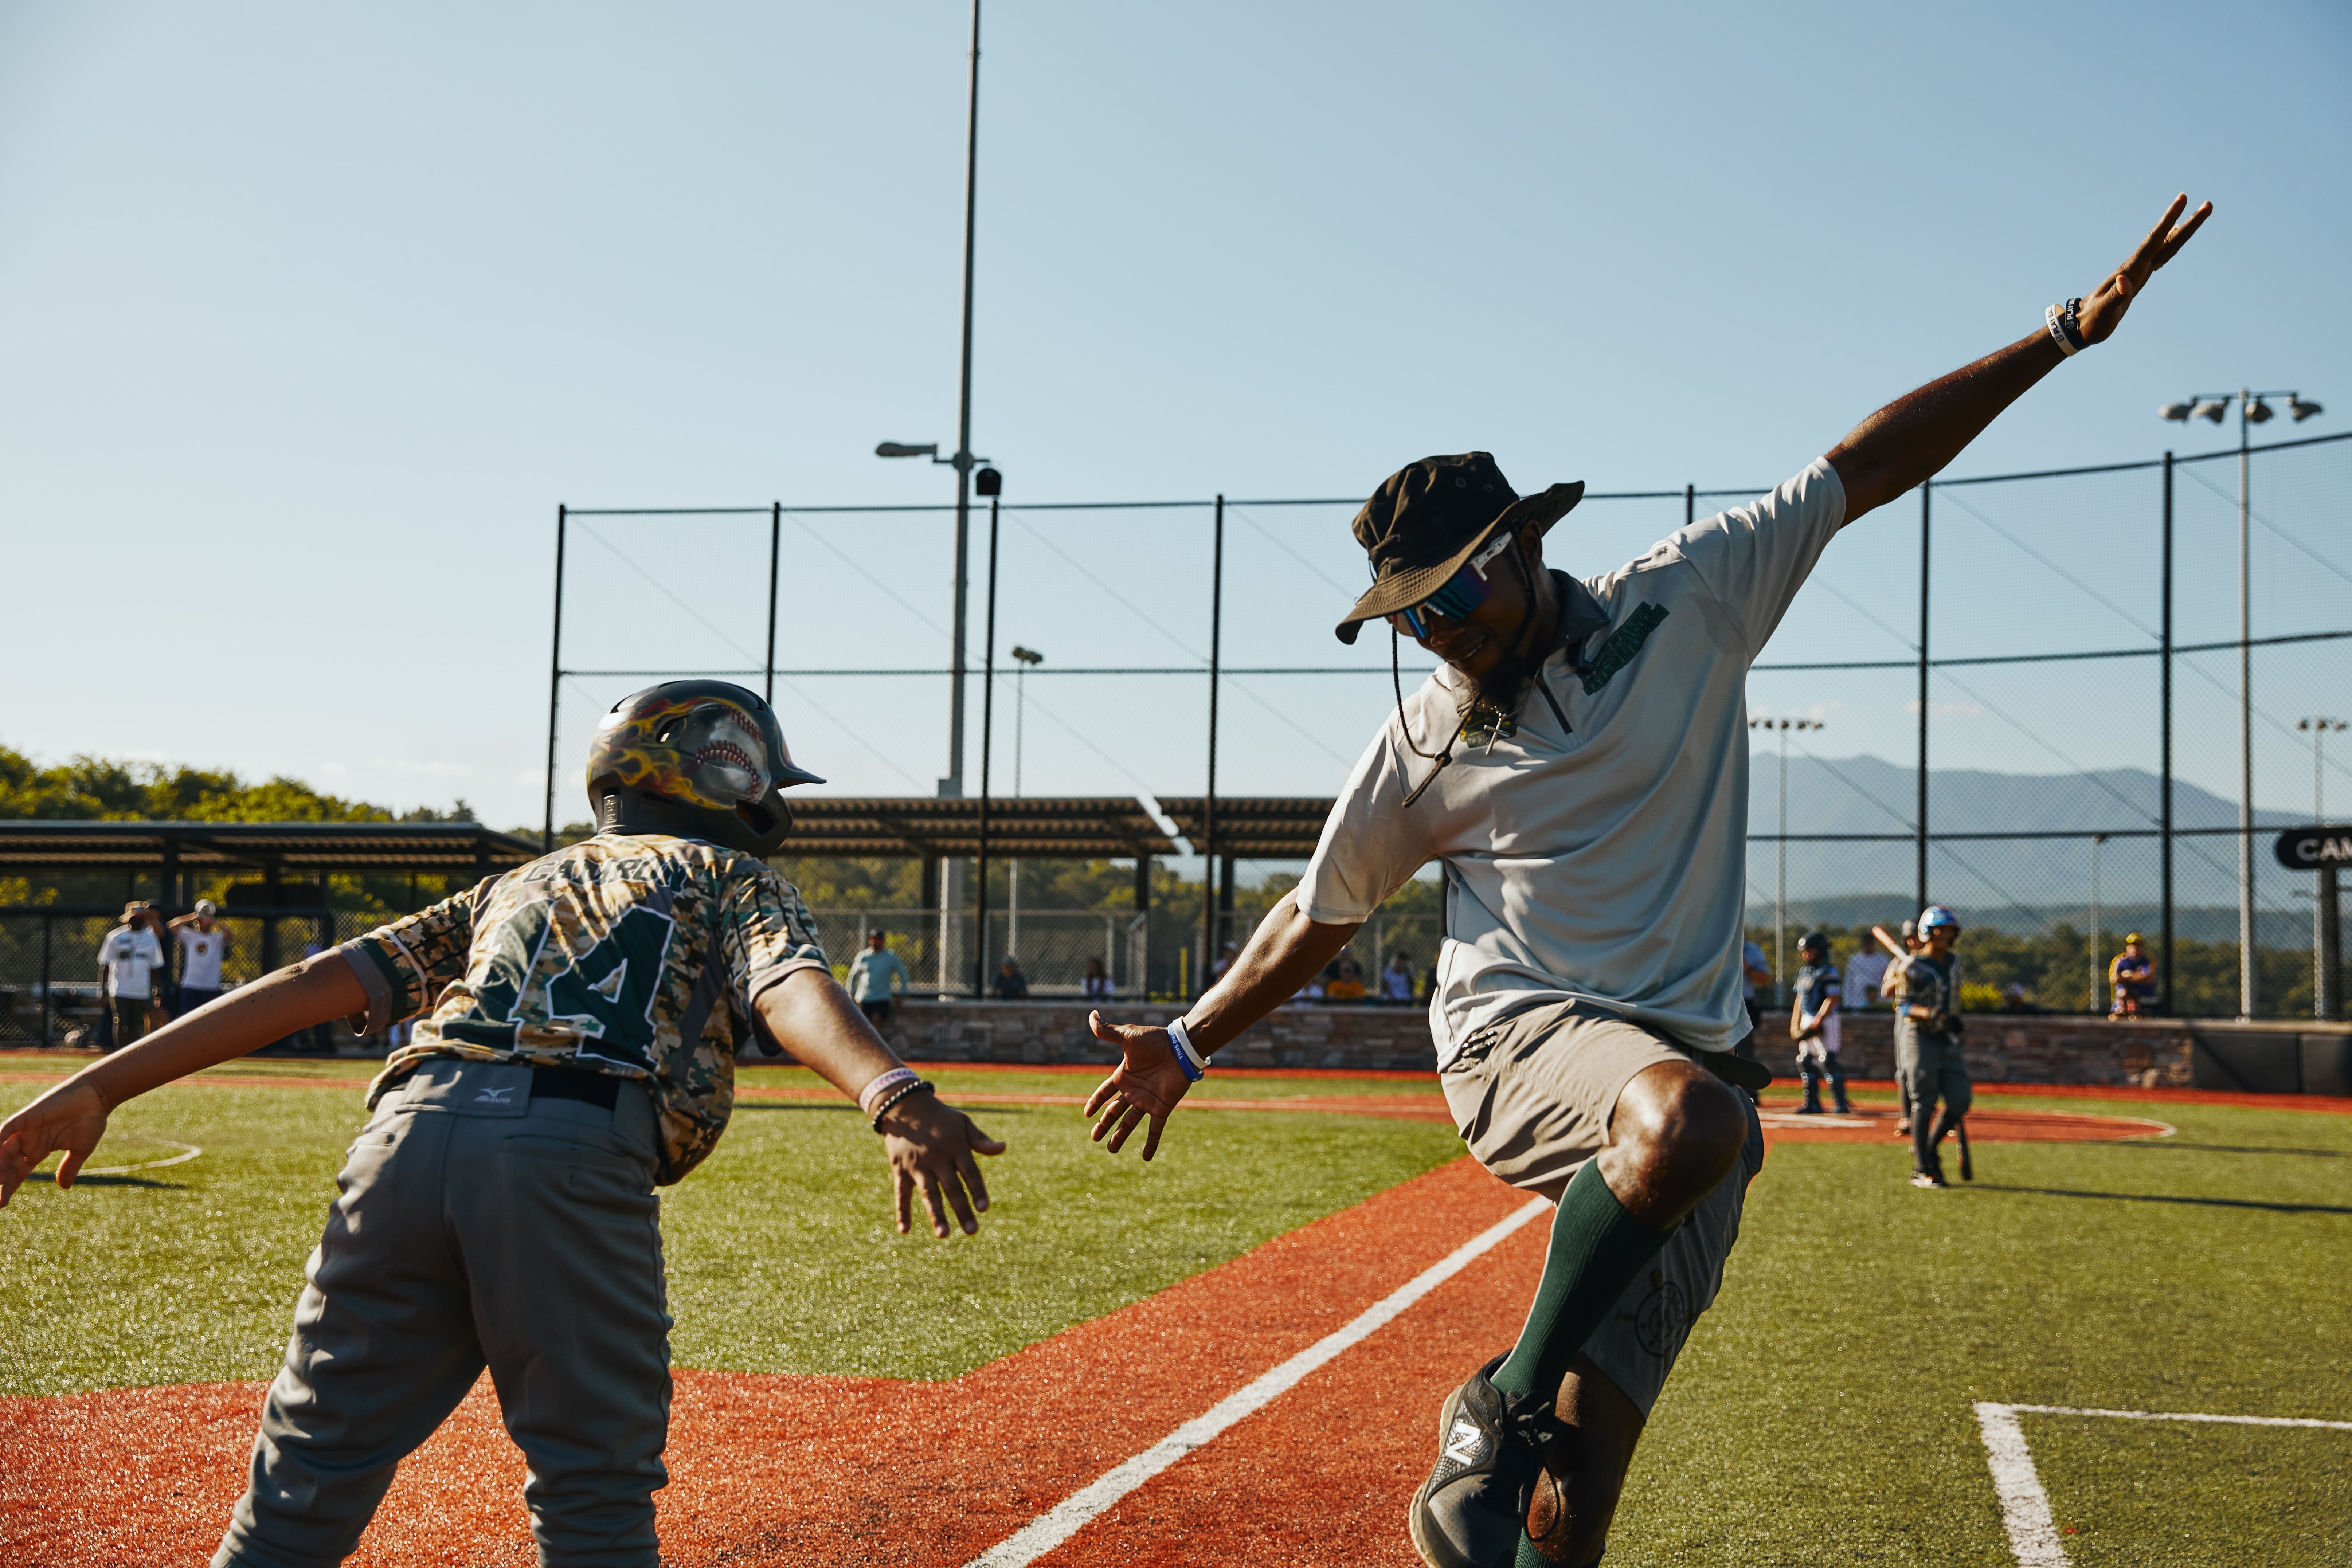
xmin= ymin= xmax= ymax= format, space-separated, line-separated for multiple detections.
xmin=1896 ymin=905 xmax=1972 ymax=1188
xmin=1083 ymin=197 xmax=2208 ymax=1567
xmin=0 ymin=680 xmax=1004 ymax=1568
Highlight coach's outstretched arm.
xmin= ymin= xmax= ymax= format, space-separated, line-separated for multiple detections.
xmin=1085 ymin=891 xmax=1359 ymax=1159
xmin=0 ymin=951 xmax=368 ymax=1206
xmin=1827 ymin=194 xmax=2210 ymax=522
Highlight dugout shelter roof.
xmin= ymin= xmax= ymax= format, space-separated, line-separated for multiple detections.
xmin=0 ymin=820 xmax=544 ymax=874
xmin=776 ymin=796 xmax=1335 ymax=861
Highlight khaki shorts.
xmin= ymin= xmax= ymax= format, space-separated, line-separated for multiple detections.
xmin=1439 ymin=1000 xmax=1766 ymax=1417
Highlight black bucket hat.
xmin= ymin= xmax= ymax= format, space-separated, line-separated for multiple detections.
xmin=1334 ymin=452 xmax=1584 ymax=644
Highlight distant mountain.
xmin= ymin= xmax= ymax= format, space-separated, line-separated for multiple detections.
xmin=1745 ymin=754 xmax=2295 ymax=837
xmin=1741 ymin=755 xmax=2307 ymax=916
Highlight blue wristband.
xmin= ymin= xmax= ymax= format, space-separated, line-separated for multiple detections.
xmin=1166 ymin=1017 xmax=1208 ymax=1082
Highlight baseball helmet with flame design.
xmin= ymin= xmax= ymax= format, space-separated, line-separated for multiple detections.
xmin=586 ymin=680 xmax=823 ymax=858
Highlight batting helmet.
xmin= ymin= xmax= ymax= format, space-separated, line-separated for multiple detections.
xmin=1799 ymin=930 xmax=1829 ymax=956
xmin=586 ymin=680 xmax=823 ymax=859
xmin=1918 ymin=905 xmax=1961 ymax=933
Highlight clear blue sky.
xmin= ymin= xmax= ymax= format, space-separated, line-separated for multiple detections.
xmin=4 ymin=0 xmax=2347 ymax=832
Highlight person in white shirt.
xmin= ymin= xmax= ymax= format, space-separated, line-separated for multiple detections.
xmin=168 ymin=899 xmax=234 ymax=1015
xmin=97 ymin=903 xmax=167 ymax=1052
xmin=1076 ymin=197 xmax=2210 ymax=1568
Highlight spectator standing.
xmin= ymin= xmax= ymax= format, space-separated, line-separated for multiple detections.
xmin=848 ymin=929 xmax=911 ymax=1026
xmin=1209 ymin=942 xmax=1240 ymax=985
xmin=96 ymin=902 xmax=166 ymax=1052
xmin=1883 ymin=918 xmax=1921 ymax=1134
xmin=1381 ymin=951 xmax=1417 ymax=1004
xmin=1082 ymin=956 xmax=1114 ymax=1003
xmin=1789 ymin=932 xmax=1850 ymax=1114
xmin=169 ymin=899 xmax=233 ymax=1016
xmin=1733 ymin=937 xmax=1771 ymax=1067
xmin=995 ymin=956 xmax=1029 ymax=1000
xmin=1843 ymin=939 xmax=1890 ymax=1010
xmin=2108 ymin=933 xmax=2155 ymax=1016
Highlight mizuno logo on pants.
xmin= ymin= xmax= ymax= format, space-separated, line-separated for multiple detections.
xmin=475 ymin=1086 xmax=516 ymax=1104
xmin=1444 ymin=1419 xmax=1485 ymax=1466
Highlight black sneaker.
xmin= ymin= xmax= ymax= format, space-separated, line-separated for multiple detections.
xmin=1408 ymin=1355 xmax=1555 ymax=1568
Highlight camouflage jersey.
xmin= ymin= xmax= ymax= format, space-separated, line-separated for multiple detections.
xmin=339 ymin=832 xmax=828 ymax=1184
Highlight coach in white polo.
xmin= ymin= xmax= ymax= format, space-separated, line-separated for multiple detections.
xmin=1083 ymin=197 xmax=2210 ymax=1568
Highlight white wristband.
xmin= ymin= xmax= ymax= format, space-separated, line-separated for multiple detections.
xmin=856 ymin=1065 xmax=921 ymax=1117
xmin=1166 ymin=1016 xmax=1209 ymax=1080
xmin=2044 ymin=299 xmax=2084 ymax=357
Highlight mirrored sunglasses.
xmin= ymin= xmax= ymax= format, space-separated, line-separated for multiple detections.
xmin=1391 ymin=531 xmax=1514 ymax=639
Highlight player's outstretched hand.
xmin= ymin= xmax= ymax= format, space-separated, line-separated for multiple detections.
xmin=1083 ymin=1011 xmax=1193 ymax=1161
xmin=879 ymin=1091 xmax=1005 ymax=1239
xmin=0 ymin=1079 xmax=111 ymax=1209
xmin=2077 ymin=194 xmax=2211 ymax=346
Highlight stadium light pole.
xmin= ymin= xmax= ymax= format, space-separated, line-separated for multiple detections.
xmin=2161 ymin=389 xmax=2325 ymax=1016
xmin=1749 ymin=715 xmax=1821 ymax=1004
xmin=2090 ymin=832 xmax=2108 ymax=1014
xmin=873 ymin=0 xmax=989 ymax=805
xmin=2301 ymin=716 xmax=2345 ymax=1020
xmin=1008 ymin=644 xmax=1042 ymax=961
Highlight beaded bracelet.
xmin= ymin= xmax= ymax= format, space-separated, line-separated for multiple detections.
xmin=870 ymin=1079 xmax=935 ymax=1134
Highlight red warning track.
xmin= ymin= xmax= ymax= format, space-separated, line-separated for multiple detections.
xmin=1 ymin=1157 xmax=1545 ymax=1567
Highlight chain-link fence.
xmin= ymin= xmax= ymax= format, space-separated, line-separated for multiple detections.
xmin=24 ymin=431 xmax=2333 ymax=1031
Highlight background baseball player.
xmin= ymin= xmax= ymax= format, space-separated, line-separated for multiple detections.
xmin=1897 ymin=905 xmax=1972 ymax=1188
xmin=0 ymin=680 xmax=1004 ymax=1568
xmin=1789 ymin=932 xmax=1849 ymax=1115
xmin=1082 ymin=197 xmax=2208 ymax=1568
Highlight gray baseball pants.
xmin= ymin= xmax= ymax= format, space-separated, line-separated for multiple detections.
xmin=213 ymin=1058 xmax=673 ymax=1568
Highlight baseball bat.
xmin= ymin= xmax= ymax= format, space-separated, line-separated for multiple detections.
xmin=1956 ymin=1114 xmax=1973 ymax=1181
xmin=1870 ymin=924 xmax=1906 ymax=959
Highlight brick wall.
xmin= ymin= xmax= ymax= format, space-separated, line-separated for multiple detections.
xmin=855 ymin=998 xmax=2225 ymax=1086
xmin=865 ymin=998 xmax=1439 ymax=1071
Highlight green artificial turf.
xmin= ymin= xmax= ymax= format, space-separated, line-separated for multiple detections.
xmin=1612 ymin=1094 xmax=2352 ymax=1567
xmin=0 ymin=1059 xmax=1465 ymax=1394
xmin=4 ymin=1062 xmax=2347 ymax=1563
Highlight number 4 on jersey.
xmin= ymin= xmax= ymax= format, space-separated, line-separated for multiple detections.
xmin=447 ymin=901 xmax=675 ymax=1071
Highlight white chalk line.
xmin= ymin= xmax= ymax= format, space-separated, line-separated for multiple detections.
xmin=82 ymin=1140 xmax=202 ymax=1176
xmin=1976 ymin=1400 xmax=2352 ymax=1568
xmin=961 ymin=1196 xmax=1552 ymax=1568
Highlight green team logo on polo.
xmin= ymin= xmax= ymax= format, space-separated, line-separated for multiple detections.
xmin=443 ymin=901 xmax=677 ymax=1072
xmin=1579 ymin=603 xmax=1668 ymax=695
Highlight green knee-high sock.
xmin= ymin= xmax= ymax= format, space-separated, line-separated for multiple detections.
xmin=1488 ymin=1160 xmax=1671 ymax=1404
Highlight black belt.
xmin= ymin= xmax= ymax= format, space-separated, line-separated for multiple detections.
xmin=532 ymin=1064 xmax=620 ymax=1109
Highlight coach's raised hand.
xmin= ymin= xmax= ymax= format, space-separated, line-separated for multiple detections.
xmin=1085 ymin=890 xmax=1362 ymax=1161
xmin=2077 ymin=193 xmax=2211 ymax=346
xmin=1084 ymin=1016 xmax=1194 ymax=1160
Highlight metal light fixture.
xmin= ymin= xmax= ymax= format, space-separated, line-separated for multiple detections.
xmin=2159 ymin=401 xmax=2193 ymax=421
xmin=2245 ymin=397 xmax=2274 ymax=424
xmin=875 ymin=441 xmax=940 ymax=459
xmin=2290 ymin=396 xmax=2325 ymax=422
xmin=2192 ymin=399 xmax=2230 ymax=423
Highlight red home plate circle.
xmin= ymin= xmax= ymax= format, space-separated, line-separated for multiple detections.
xmin=1754 ymin=1096 xmax=2173 ymax=1143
